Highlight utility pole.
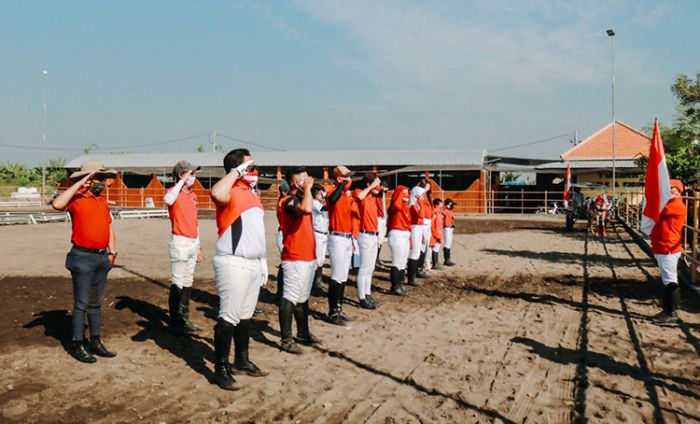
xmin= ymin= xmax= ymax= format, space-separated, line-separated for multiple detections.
xmin=607 ymin=29 xmax=617 ymax=199
xmin=41 ymin=69 xmax=48 ymax=205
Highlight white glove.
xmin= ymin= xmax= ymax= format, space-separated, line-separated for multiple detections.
xmin=235 ymin=160 xmax=255 ymax=176
xmin=260 ymin=258 xmax=269 ymax=287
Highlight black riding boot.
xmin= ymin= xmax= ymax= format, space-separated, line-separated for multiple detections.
xmin=89 ymin=336 xmax=116 ymax=358
xmin=71 ymin=340 xmax=96 ymax=363
xmin=232 ymin=319 xmax=267 ymax=376
xmin=338 ymin=282 xmax=354 ymax=322
xmin=406 ymin=259 xmax=422 ymax=287
xmin=214 ymin=319 xmax=239 ymax=390
xmin=168 ymin=285 xmax=181 ymax=328
xmin=444 ymin=248 xmax=455 ymax=266
xmin=276 ymin=266 xmax=284 ymax=304
xmin=431 ymin=251 xmax=442 ymax=270
xmin=312 ymin=267 xmax=324 ymax=295
xmin=179 ymin=287 xmax=200 ymax=333
xmin=390 ymin=266 xmax=407 ymax=296
xmin=654 ymin=283 xmax=681 ymax=324
xmin=295 ymin=301 xmax=321 ymax=345
xmin=279 ymin=298 xmax=303 ymax=354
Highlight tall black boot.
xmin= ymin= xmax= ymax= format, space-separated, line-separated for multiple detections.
xmin=327 ymin=281 xmax=345 ymax=326
xmin=232 ymin=319 xmax=267 ymax=376
xmin=406 ymin=259 xmax=422 ymax=287
xmin=444 ymin=248 xmax=455 ymax=266
xmin=338 ymin=282 xmax=354 ymax=322
xmin=179 ymin=287 xmax=200 ymax=334
xmin=654 ymin=283 xmax=680 ymax=324
xmin=416 ymin=251 xmax=428 ymax=278
xmin=214 ymin=319 xmax=239 ymax=390
xmin=168 ymin=285 xmax=181 ymax=327
xmin=312 ymin=267 xmax=324 ymax=295
xmin=295 ymin=301 xmax=321 ymax=345
xmin=390 ymin=266 xmax=407 ymax=296
xmin=276 ymin=266 xmax=284 ymax=304
xmin=431 ymin=251 xmax=443 ymax=270
xmin=279 ymin=298 xmax=303 ymax=354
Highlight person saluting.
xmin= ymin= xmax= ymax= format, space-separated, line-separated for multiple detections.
xmin=52 ymin=160 xmax=118 ymax=363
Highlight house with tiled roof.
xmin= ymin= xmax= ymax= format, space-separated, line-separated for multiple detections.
xmin=537 ymin=121 xmax=651 ymax=193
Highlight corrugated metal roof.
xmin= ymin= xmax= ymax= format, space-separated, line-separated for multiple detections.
xmin=65 ymin=149 xmax=487 ymax=170
xmin=536 ymin=159 xmax=640 ymax=170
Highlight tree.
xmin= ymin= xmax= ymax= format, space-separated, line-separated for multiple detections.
xmin=499 ymin=172 xmax=520 ymax=184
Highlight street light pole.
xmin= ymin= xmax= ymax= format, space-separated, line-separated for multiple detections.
xmin=607 ymin=29 xmax=616 ymax=199
xmin=41 ymin=69 xmax=48 ymax=205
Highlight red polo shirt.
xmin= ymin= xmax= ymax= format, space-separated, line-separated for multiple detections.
xmin=388 ymin=186 xmax=410 ymax=231
xmin=167 ymin=186 xmax=198 ymax=238
xmin=651 ymin=197 xmax=687 ymax=255
xmin=281 ymin=194 xmax=316 ymax=261
xmin=328 ymin=189 xmax=354 ymax=233
xmin=355 ymin=190 xmax=380 ymax=233
xmin=66 ymin=190 xmax=112 ymax=249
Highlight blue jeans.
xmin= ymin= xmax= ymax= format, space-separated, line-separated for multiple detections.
xmin=65 ymin=248 xmax=111 ymax=341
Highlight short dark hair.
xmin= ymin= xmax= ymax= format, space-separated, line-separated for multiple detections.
xmin=311 ymin=184 xmax=325 ymax=198
xmin=223 ymin=149 xmax=251 ymax=173
xmin=285 ymin=167 xmax=307 ymax=185
xmin=433 ymin=198 xmax=443 ymax=206
xmin=445 ymin=198 xmax=455 ymax=207
xmin=364 ymin=171 xmax=378 ymax=185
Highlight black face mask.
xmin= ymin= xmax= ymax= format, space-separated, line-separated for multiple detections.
xmin=90 ymin=181 xmax=105 ymax=196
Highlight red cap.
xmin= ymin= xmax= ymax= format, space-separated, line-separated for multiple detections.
xmin=670 ymin=179 xmax=685 ymax=193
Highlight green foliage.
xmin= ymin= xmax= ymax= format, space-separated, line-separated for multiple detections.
xmin=0 ymin=159 xmax=67 ymax=191
xmin=499 ymin=172 xmax=520 ymax=183
xmin=639 ymin=72 xmax=700 ymax=184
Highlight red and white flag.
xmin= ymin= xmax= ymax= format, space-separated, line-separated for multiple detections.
xmin=641 ymin=119 xmax=672 ymax=235
xmin=563 ymin=164 xmax=571 ymax=201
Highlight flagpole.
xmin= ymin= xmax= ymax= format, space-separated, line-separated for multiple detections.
xmin=607 ymin=29 xmax=616 ymax=199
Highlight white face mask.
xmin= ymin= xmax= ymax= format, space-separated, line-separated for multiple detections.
xmin=243 ymin=175 xmax=259 ymax=187
xmin=185 ymin=176 xmax=196 ymax=187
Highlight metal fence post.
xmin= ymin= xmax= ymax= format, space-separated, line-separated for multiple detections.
xmin=692 ymin=193 xmax=699 ymax=284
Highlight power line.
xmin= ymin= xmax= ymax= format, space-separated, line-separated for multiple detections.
xmin=217 ymin=133 xmax=286 ymax=151
xmin=489 ymin=132 xmax=574 ymax=153
xmin=0 ymin=132 xmax=209 ymax=152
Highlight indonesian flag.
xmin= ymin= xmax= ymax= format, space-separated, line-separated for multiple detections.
xmin=563 ymin=164 xmax=571 ymax=201
xmin=641 ymin=119 xmax=672 ymax=235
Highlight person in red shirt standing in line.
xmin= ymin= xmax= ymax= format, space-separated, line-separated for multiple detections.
xmin=375 ymin=181 xmax=389 ymax=267
xmin=408 ymin=179 xmax=430 ymax=286
xmin=278 ymin=167 xmax=322 ymax=354
xmin=52 ymin=161 xmax=118 ymax=363
xmin=210 ymin=149 xmax=268 ymax=390
xmin=387 ymin=185 xmax=410 ymax=296
xmin=163 ymin=160 xmax=204 ymax=335
xmin=651 ymin=179 xmax=688 ymax=324
xmin=442 ymin=198 xmax=457 ymax=266
xmin=326 ymin=166 xmax=357 ymax=325
xmin=430 ymin=198 xmax=444 ymax=270
xmin=275 ymin=180 xmax=291 ymax=303
xmin=354 ymin=172 xmax=383 ymax=309
xmin=420 ymin=187 xmax=435 ymax=274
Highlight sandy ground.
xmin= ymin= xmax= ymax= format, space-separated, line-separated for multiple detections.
xmin=0 ymin=215 xmax=699 ymax=423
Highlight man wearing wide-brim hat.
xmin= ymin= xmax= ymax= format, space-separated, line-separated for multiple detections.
xmin=52 ymin=160 xmax=119 ymax=363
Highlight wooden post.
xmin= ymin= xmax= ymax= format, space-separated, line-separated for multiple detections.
xmin=521 ymin=189 xmax=524 ymax=214
xmin=140 ymin=188 xmax=144 ymax=208
xmin=692 ymin=193 xmax=699 ymax=284
xmin=544 ymin=190 xmax=548 ymax=211
xmin=625 ymin=192 xmax=629 ymax=224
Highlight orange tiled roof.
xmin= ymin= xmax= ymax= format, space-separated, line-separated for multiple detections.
xmin=561 ymin=121 xmax=651 ymax=160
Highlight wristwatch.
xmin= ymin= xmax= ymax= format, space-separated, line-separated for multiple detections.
xmin=108 ymin=251 xmax=118 ymax=258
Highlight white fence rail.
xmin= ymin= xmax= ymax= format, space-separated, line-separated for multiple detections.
xmin=117 ymin=209 xmax=169 ymax=219
xmin=0 ymin=212 xmax=70 ymax=225
xmin=0 ymin=200 xmax=43 ymax=208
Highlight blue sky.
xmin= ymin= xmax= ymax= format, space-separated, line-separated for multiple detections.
xmin=1 ymin=0 xmax=698 ymax=165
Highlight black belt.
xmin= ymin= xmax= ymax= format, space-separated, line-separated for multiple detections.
xmin=72 ymin=245 xmax=109 ymax=255
xmin=314 ymin=230 xmax=329 ymax=235
xmin=445 ymin=225 xmax=455 ymax=229
xmin=330 ymin=231 xmax=352 ymax=238
xmin=360 ymin=230 xmax=378 ymax=235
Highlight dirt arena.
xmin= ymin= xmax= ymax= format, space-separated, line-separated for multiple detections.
xmin=1 ymin=215 xmax=699 ymax=423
